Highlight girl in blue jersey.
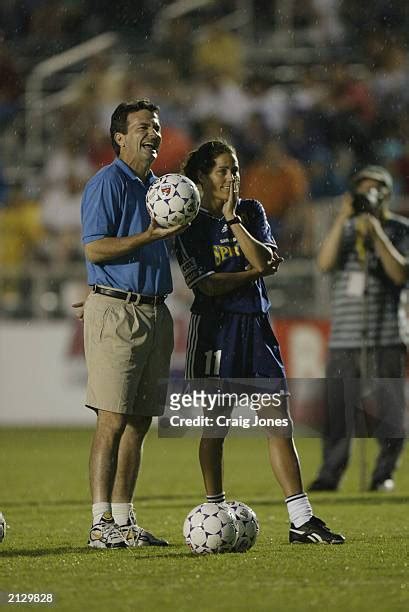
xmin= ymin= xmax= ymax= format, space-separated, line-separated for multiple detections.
xmin=175 ymin=140 xmax=344 ymax=544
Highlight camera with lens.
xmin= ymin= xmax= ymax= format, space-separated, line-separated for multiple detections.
xmin=350 ymin=166 xmax=392 ymax=217
xmin=351 ymin=187 xmax=383 ymax=216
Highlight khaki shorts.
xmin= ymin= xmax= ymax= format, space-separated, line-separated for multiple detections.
xmin=84 ymin=292 xmax=174 ymax=416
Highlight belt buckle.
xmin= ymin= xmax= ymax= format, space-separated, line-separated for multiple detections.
xmin=132 ymin=292 xmax=141 ymax=306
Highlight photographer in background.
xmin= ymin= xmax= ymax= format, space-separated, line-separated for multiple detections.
xmin=309 ymin=166 xmax=409 ymax=492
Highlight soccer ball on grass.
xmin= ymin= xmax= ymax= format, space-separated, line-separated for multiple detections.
xmin=183 ymin=503 xmax=238 ymax=555
xmin=226 ymin=500 xmax=259 ymax=552
xmin=0 ymin=512 xmax=6 ymax=543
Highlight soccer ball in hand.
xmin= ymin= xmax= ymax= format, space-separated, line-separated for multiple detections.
xmin=227 ymin=500 xmax=259 ymax=552
xmin=146 ymin=173 xmax=200 ymax=228
xmin=0 ymin=512 xmax=6 ymax=543
xmin=183 ymin=503 xmax=238 ymax=554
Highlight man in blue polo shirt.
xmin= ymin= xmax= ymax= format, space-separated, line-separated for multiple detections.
xmin=81 ymin=100 xmax=182 ymax=549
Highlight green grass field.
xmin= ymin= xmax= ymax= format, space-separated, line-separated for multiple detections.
xmin=0 ymin=429 xmax=408 ymax=612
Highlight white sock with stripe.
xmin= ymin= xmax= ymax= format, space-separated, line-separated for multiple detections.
xmin=112 ymin=502 xmax=134 ymax=526
xmin=285 ymin=493 xmax=313 ymax=528
xmin=206 ymin=492 xmax=226 ymax=504
xmin=92 ymin=502 xmax=111 ymax=525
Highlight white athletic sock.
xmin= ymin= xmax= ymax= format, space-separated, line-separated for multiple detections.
xmin=285 ymin=492 xmax=313 ymax=528
xmin=112 ymin=502 xmax=134 ymax=526
xmin=206 ymin=492 xmax=226 ymax=504
xmin=92 ymin=502 xmax=111 ymax=525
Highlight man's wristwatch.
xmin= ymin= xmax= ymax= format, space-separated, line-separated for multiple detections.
xmin=226 ymin=216 xmax=242 ymax=227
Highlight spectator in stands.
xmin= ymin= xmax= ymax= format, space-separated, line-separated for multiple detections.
xmin=285 ymin=113 xmax=323 ymax=164
xmin=146 ymin=62 xmax=192 ymax=131
xmin=0 ymin=182 xmax=44 ymax=267
xmin=0 ymin=162 xmax=8 ymax=205
xmin=86 ymin=125 xmax=115 ymax=170
xmin=0 ymin=181 xmax=45 ymax=317
xmin=156 ymin=16 xmax=194 ymax=79
xmin=289 ymin=71 xmax=332 ymax=160
xmin=237 ymin=112 xmax=271 ymax=167
xmin=291 ymin=67 xmax=327 ymax=114
xmin=190 ymin=70 xmax=250 ymax=130
xmin=42 ymin=172 xmax=86 ymax=263
xmin=368 ymin=40 xmax=409 ymax=111
xmin=193 ymin=116 xmax=234 ymax=145
xmin=152 ymin=124 xmax=193 ymax=176
xmin=293 ymin=0 xmax=344 ymax=45
xmin=328 ymin=62 xmax=376 ymax=125
xmin=28 ymin=0 xmax=86 ymax=46
xmin=373 ymin=121 xmax=406 ymax=195
xmin=306 ymin=148 xmax=346 ymax=200
xmin=240 ymin=140 xmax=309 ymax=252
xmin=309 ymin=0 xmax=345 ymax=45
xmin=0 ymin=36 xmax=22 ymax=127
xmin=342 ymin=1 xmax=409 ymax=47
xmin=245 ymin=74 xmax=289 ymax=134
xmin=396 ymin=117 xmax=409 ymax=195
xmin=192 ymin=22 xmax=244 ymax=81
xmin=41 ymin=132 xmax=93 ymax=262
xmin=69 ymin=53 xmax=128 ymax=131
xmin=316 ymin=62 xmax=377 ymax=165
xmin=0 ymin=3 xmax=31 ymax=39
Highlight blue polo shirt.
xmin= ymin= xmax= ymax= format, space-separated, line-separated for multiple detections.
xmin=81 ymin=158 xmax=172 ymax=295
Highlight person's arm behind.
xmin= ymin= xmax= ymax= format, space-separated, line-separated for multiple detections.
xmin=364 ymin=216 xmax=408 ymax=286
xmin=317 ymin=194 xmax=352 ymax=272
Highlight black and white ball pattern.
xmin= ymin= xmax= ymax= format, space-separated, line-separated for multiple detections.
xmin=183 ymin=503 xmax=238 ymax=555
xmin=0 ymin=512 xmax=6 ymax=543
xmin=146 ymin=173 xmax=200 ymax=228
xmin=227 ymin=501 xmax=259 ymax=552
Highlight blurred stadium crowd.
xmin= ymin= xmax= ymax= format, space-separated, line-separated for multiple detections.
xmin=1 ymin=0 xmax=409 ymax=318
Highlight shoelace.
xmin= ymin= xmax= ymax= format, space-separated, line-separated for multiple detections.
xmin=102 ymin=520 xmax=125 ymax=542
xmin=121 ymin=523 xmax=141 ymax=542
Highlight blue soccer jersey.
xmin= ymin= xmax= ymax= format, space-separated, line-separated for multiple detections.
xmin=175 ymin=199 xmax=276 ymax=314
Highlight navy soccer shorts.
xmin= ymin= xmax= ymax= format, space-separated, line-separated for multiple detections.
xmin=185 ymin=311 xmax=291 ymax=436
xmin=186 ymin=311 xmax=286 ymax=380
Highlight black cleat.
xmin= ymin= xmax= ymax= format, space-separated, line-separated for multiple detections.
xmin=307 ymin=479 xmax=338 ymax=492
xmin=369 ymin=478 xmax=395 ymax=492
xmin=289 ymin=516 xmax=345 ymax=544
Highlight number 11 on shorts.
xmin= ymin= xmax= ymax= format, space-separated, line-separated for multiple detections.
xmin=204 ymin=350 xmax=222 ymax=376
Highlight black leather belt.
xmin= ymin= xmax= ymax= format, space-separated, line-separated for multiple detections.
xmin=92 ymin=285 xmax=166 ymax=305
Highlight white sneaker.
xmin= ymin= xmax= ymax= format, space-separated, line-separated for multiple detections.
xmin=88 ymin=512 xmax=129 ymax=549
xmin=0 ymin=512 xmax=6 ymax=543
xmin=120 ymin=521 xmax=169 ymax=547
xmin=376 ymin=478 xmax=395 ymax=492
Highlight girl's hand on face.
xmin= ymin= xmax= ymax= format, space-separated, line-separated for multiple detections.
xmin=222 ymin=176 xmax=240 ymax=220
